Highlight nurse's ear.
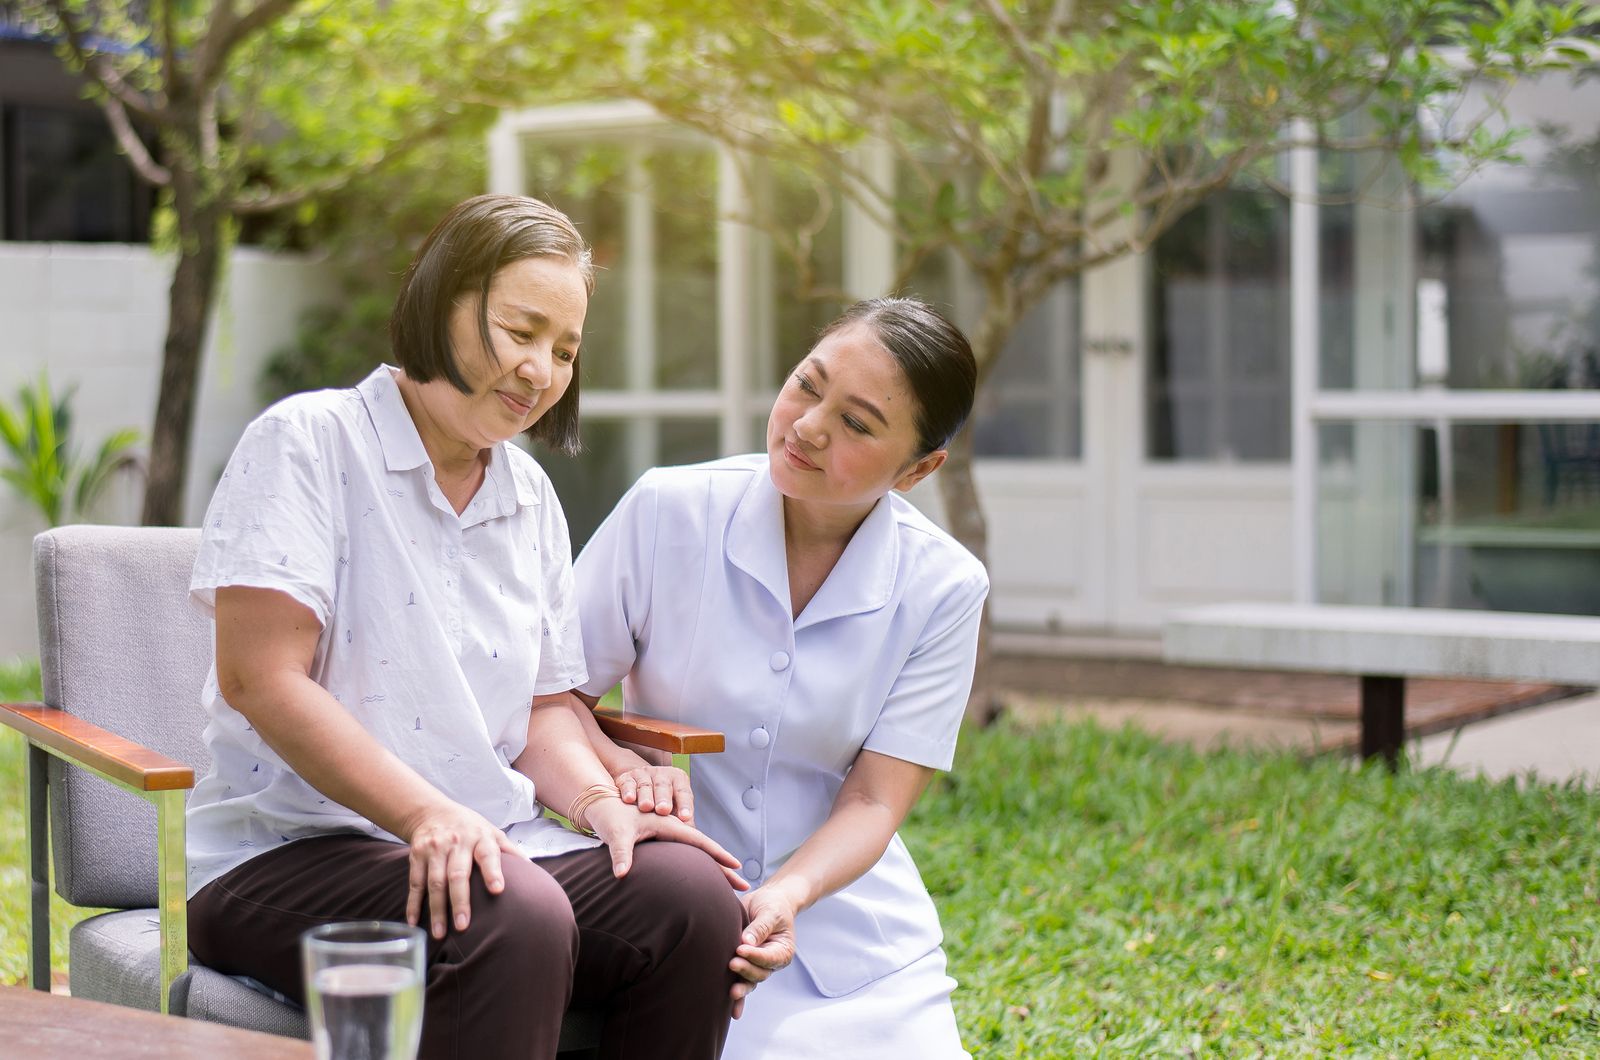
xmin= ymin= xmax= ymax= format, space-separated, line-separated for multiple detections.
xmin=892 ymin=449 xmax=946 ymax=494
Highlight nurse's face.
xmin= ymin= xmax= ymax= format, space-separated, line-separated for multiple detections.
xmin=767 ymin=324 xmax=945 ymax=510
xmin=418 ymin=255 xmax=587 ymax=455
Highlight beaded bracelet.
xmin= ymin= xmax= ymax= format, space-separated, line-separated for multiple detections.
xmin=567 ymin=783 xmax=620 ymax=837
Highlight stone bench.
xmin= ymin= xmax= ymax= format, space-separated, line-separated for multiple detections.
xmin=1162 ymin=603 xmax=1600 ymax=766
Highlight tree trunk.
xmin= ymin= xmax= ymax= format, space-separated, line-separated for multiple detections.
xmin=141 ymin=163 xmax=225 ymax=526
xmin=939 ymin=422 xmax=1003 ymax=726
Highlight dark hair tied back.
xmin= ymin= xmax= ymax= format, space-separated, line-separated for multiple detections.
xmin=389 ymin=195 xmax=595 ymax=455
xmin=819 ymin=297 xmax=977 ymax=457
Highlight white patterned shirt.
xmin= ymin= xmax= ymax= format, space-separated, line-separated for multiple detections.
xmin=186 ymin=365 xmax=597 ymax=897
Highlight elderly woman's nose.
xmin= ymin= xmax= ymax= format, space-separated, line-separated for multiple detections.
xmin=516 ymin=346 xmax=553 ymax=389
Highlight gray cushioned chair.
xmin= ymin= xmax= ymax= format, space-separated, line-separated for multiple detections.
xmin=3 ymin=524 xmax=722 ymax=1054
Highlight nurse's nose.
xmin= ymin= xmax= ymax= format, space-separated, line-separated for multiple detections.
xmin=794 ymin=406 xmax=826 ymax=447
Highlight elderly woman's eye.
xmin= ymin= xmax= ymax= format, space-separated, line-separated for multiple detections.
xmin=555 ymin=349 xmax=576 ymax=364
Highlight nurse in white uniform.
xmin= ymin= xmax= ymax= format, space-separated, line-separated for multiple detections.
xmin=569 ymin=297 xmax=989 ymax=1057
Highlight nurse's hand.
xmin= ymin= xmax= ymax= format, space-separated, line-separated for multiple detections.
xmin=400 ymin=799 xmax=522 ymax=941
xmin=615 ymin=764 xmax=694 ymax=823
xmin=587 ymin=797 xmax=749 ymax=890
xmin=729 ymin=886 xmax=799 ymax=1017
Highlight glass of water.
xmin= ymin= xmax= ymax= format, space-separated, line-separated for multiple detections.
xmin=301 ymin=921 xmax=426 ymax=1060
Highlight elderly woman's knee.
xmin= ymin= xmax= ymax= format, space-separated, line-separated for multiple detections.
xmin=457 ymin=857 xmax=579 ymax=971
xmin=628 ymin=842 xmax=746 ymax=946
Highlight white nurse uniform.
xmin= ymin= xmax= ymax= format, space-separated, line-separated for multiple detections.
xmin=574 ymin=454 xmax=988 ymax=1057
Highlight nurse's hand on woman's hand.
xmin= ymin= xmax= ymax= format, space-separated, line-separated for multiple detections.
xmin=729 ymin=887 xmax=799 ymax=1017
xmin=586 ymin=796 xmax=749 ymax=890
xmin=615 ymin=764 xmax=694 ymax=823
xmin=400 ymin=800 xmax=522 ymax=941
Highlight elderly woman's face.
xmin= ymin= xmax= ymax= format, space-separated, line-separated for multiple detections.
xmin=433 ymin=255 xmax=587 ymax=450
xmin=766 ymin=323 xmax=928 ymax=510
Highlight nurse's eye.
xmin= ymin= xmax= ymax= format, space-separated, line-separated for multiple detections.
xmin=794 ymin=373 xmax=818 ymax=396
xmin=842 ymin=414 xmax=871 ymax=435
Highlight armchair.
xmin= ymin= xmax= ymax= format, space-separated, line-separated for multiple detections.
xmin=2 ymin=525 xmax=721 ymax=1055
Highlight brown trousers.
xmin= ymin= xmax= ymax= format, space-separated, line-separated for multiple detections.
xmin=188 ymin=834 xmax=744 ymax=1060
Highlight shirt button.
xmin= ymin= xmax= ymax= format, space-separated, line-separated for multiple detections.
xmin=742 ymin=787 xmax=763 ymax=810
xmin=741 ymin=858 xmax=761 ymax=880
xmin=749 ymin=727 xmax=770 ymax=749
xmin=448 ymin=617 xmax=461 ymax=632
xmin=447 ymin=546 xmax=459 ymax=558
xmin=769 ymin=650 xmax=791 ymax=671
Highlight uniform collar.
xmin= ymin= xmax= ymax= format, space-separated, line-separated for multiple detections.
xmin=358 ymin=365 xmax=540 ymax=512
xmin=727 ymin=463 xmax=898 ymax=629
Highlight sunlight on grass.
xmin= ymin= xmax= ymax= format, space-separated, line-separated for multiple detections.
xmin=904 ymin=716 xmax=1600 ymax=1056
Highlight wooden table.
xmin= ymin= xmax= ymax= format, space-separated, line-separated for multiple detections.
xmin=1 ymin=986 xmax=312 ymax=1059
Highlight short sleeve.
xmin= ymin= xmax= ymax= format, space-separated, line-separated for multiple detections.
xmin=572 ymin=474 xmax=660 ymax=698
xmin=531 ymin=478 xmax=589 ymax=695
xmin=861 ymin=566 xmax=989 ymax=771
xmin=190 ymin=414 xmax=339 ymax=627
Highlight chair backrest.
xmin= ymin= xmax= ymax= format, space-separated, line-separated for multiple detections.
xmin=34 ymin=525 xmax=210 ymax=909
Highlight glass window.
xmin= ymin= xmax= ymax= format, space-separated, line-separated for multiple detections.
xmin=1147 ymin=183 xmax=1291 ymax=461
xmin=520 ymin=136 xmax=720 ymax=393
xmin=2 ymin=103 xmax=153 ymax=242
xmin=650 ymin=147 xmax=719 ymax=390
xmin=902 ymin=243 xmax=1082 ymax=460
xmin=1317 ymin=419 xmax=1600 ymax=614
xmin=1320 ymin=74 xmax=1600 ymax=392
xmin=752 ymin=160 xmax=846 ymax=387
xmin=532 ymin=416 xmax=722 ymax=550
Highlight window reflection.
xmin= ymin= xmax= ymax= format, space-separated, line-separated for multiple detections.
xmin=1317 ymin=420 xmax=1600 ymax=614
xmin=1148 ymin=185 xmax=1291 ymax=461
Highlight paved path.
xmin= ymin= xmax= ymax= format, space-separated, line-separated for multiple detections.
xmin=1415 ymin=691 xmax=1600 ymax=786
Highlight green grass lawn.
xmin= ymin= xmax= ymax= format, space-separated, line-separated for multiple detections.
xmin=3 ymin=653 xmax=1595 ymax=1053
xmin=908 ymin=718 xmax=1600 ymax=1056
xmin=0 ymin=656 xmax=106 ymax=987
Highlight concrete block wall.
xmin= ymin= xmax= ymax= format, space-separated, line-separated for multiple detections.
xmin=0 ymin=243 xmax=336 ymax=660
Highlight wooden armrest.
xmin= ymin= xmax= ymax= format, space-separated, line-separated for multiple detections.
xmin=0 ymin=702 xmax=195 ymax=792
xmin=593 ymin=708 xmax=724 ymax=755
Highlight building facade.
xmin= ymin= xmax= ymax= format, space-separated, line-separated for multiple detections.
xmin=491 ymin=72 xmax=1600 ymax=639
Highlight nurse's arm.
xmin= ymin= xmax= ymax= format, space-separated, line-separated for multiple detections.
xmin=514 ymin=693 xmax=740 ymax=885
xmin=214 ymin=586 xmax=521 ymax=941
xmin=729 ymin=750 xmax=934 ymax=994
xmin=563 ymin=692 xmax=689 ymax=820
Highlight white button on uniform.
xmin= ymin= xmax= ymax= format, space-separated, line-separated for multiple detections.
xmin=742 ymin=787 xmax=763 ymax=810
xmin=447 ymin=546 xmax=458 ymax=558
xmin=741 ymin=858 xmax=761 ymax=880
xmin=769 ymin=650 xmax=791 ymax=671
xmin=749 ymin=727 xmax=770 ymax=749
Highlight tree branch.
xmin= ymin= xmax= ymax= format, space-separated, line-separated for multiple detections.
xmin=101 ymin=95 xmax=173 ymax=186
xmin=195 ymin=0 xmax=305 ymax=90
xmin=228 ymin=111 xmax=454 ymax=213
xmin=44 ymin=0 xmax=165 ymax=122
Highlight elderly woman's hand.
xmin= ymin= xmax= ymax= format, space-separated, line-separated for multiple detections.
xmin=399 ymin=799 xmax=523 ymax=940
xmin=614 ymin=764 xmax=694 ymax=824
xmin=728 ymin=885 xmax=800 ymax=1018
xmin=586 ymin=796 xmax=748 ymax=890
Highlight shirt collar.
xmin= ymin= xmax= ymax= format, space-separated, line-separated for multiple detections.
xmin=358 ymin=365 xmax=542 ymax=514
xmin=357 ymin=365 xmax=430 ymax=473
xmin=726 ymin=463 xmax=898 ymax=629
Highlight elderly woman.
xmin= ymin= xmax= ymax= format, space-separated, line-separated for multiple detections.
xmin=569 ymin=297 xmax=989 ymax=1058
xmin=183 ymin=195 xmax=746 ymax=1059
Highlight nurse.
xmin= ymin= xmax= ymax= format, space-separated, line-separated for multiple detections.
xmin=570 ymin=297 xmax=988 ymax=1057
